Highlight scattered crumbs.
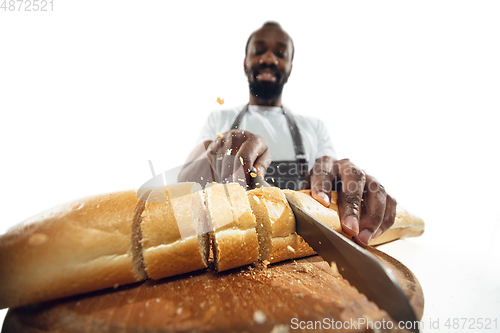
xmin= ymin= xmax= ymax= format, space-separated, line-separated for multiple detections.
xmin=113 ymin=283 xmax=119 ymax=289
xmin=217 ymin=97 xmax=225 ymax=105
xmin=250 ymin=172 xmax=257 ymax=178
xmin=217 ymin=133 xmax=223 ymax=138
xmin=217 ymin=156 xmax=223 ymax=160
xmin=176 ymin=307 xmax=183 ymax=315
xmin=201 ymin=176 xmax=204 ymax=180
xmin=239 ymin=156 xmax=244 ymax=165
xmin=262 ymin=260 xmax=270 ymax=268
xmin=200 ymin=301 xmax=206 ymax=308
xmin=156 ymin=298 xmax=161 ymax=303
xmin=318 ymin=241 xmax=322 ymax=245
xmin=253 ymin=310 xmax=266 ymax=324
xmin=287 ymin=245 xmax=295 ymax=253
xmin=145 ymin=301 xmax=149 ymax=308
xmin=271 ymin=178 xmax=275 ymax=183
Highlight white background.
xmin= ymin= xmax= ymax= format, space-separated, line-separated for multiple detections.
xmin=1 ymin=1 xmax=499 ymax=331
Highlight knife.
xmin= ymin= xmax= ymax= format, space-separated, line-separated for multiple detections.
xmin=250 ymin=171 xmax=419 ymax=332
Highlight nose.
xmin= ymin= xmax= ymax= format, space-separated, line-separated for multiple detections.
xmin=259 ymin=50 xmax=279 ymax=66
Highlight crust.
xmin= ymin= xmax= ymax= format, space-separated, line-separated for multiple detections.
xmin=212 ymin=228 xmax=259 ymax=271
xmin=142 ymin=236 xmax=207 ymax=279
xmin=269 ymin=233 xmax=316 ymax=264
xmin=0 ymin=190 xmax=143 ymax=309
xmin=284 ymin=190 xmax=342 ymax=232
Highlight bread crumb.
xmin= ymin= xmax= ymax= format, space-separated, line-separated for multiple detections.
xmin=250 ymin=172 xmax=257 ymax=178
xmin=113 ymin=283 xmax=119 ymax=289
xmin=287 ymin=245 xmax=295 ymax=253
xmin=176 ymin=307 xmax=183 ymax=315
xmin=239 ymin=156 xmax=244 ymax=165
xmin=253 ymin=310 xmax=266 ymax=324
xmin=217 ymin=133 xmax=223 ymax=137
xmin=155 ymin=298 xmax=160 ymax=303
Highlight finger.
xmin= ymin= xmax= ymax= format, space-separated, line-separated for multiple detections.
xmin=372 ymin=194 xmax=397 ymax=240
xmin=206 ymin=141 xmax=219 ymax=183
xmin=354 ymin=176 xmax=387 ymax=246
xmin=309 ymin=156 xmax=335 ymax=207
xmin=337 ymin=159 xmax=366 ymax=237
xmin=253 ymin=149 xmax=272 ymax=178
xmin=235 ymin=136 xmax=268 ymax=184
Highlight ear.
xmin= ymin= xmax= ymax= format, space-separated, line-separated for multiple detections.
xmin=243 ymin=58 xmax=248 ymax=76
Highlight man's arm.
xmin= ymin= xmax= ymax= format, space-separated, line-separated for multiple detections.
xmin=177 ymin=141 xmax=213 ymax=186
xmin=307 ymin=156 xmax=397 ymax=247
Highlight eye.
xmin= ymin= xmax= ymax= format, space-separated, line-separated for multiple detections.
xmin=252 ymin=48 xmax=265 ymax=56
xmin=275 ymin=51 xmax=285 ymax=58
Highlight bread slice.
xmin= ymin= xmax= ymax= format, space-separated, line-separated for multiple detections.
xmin=204 ymin=183 xmax=259 ymax=271
xmin=248 ymin=187 xmax=315 ymax=263
xmin=140 ymin=183 xmax=210 ymax=280
xmin=0 ymin=190 xmax=146 ymax=309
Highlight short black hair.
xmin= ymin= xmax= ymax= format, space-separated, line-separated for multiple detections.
xmin=245 ymin=21 xmax=295 ymax=60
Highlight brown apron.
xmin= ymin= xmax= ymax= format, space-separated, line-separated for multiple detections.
xmin=231 ymin=105 xmax=308 ymax=190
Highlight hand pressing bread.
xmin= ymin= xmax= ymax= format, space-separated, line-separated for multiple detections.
xmin=0 ymin=182 xmax=424 ymax=309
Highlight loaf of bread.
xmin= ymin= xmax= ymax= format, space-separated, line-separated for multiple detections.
xmin=0 ymin=182 xmax=424 ymax=309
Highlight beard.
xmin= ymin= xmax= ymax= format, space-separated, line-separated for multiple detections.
xmin=247 ymin=64 xmax=289 ymax=101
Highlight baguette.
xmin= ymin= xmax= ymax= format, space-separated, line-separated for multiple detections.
xmin=0 ymin=183 xmax=424 ymax=309
xmin=0 ymin=190 xmax=147 ymax=309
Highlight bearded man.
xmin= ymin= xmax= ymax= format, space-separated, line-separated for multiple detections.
xmin=178 ymin=22 xmax=396 ymax=247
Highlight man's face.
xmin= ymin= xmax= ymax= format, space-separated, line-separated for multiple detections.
xmin=244 ymin=26 xmax=293 ymax=101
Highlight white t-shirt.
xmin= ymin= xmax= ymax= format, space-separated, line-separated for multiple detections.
xmin=199 ymin=105 xmax=336 ymax=170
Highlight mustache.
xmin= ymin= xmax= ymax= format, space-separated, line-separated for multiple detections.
xmin=251 ymin=64 xmax=283 ymax=81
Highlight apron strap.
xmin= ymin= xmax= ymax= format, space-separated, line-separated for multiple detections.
xmin=230 ymin=105 xmax=306 ymax=162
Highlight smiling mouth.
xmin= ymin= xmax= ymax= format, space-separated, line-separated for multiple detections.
xmin=255 ymin=69 xmax=278 ymax=82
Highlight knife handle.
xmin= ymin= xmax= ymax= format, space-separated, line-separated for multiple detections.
xmin=250 ymin=167 xmax=271 ymax=189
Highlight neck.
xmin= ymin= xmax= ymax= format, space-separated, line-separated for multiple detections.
xmin=248 ymin=94 xmax=282 ymax=107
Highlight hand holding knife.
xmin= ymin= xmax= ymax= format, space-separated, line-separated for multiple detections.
xmin=250 ymin=168 xmax=420 ymax=332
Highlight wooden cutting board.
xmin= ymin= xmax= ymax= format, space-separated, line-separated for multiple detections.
xmin=3 ymin=247 xmax=423 ymax=332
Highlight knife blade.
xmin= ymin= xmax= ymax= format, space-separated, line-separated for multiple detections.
xmin=250 ymin=171 xmax=419 ymax=332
